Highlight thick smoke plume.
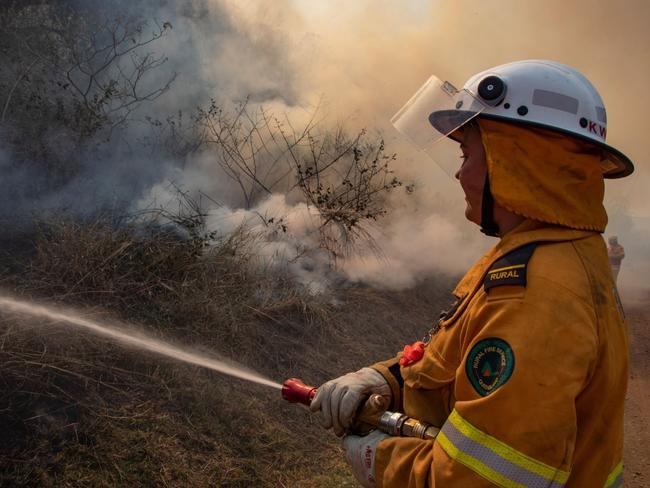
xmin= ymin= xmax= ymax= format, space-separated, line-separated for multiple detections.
xmin=1 ymin=0 xmax=648 ymax=293
xmin=284 ymin=0 xmax=650 ymax=293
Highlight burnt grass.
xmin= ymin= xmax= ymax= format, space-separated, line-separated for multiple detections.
xmin=0 ymin=221 xmax=453 ymax=487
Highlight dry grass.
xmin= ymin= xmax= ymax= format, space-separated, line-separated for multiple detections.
xmin=0 ymin=219 xmax=452 ymax=487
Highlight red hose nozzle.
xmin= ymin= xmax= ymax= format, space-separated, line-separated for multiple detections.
xmin=282 ymin=378 xmax=317 ymax=406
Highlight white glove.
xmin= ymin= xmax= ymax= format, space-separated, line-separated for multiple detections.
xmin=343 ymin=430 xmax=390 ymax=488
xmin=309 ymin=367 xmax=391 ymax=437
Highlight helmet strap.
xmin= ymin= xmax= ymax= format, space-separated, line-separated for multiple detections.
xmin=480 ymin=173 xmax=500 ymax=237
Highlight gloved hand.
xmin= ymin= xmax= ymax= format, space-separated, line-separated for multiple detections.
xmin=343 ymin=430 xmax=389 ymax=488
xmin=309 ymin=367 xmax=391 ymax=437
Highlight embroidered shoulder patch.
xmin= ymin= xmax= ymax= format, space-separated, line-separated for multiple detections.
xmin=484 ymin=242 xmax=538 ymax=291
xmin=466 ymin=338 xmax=515 ymax=396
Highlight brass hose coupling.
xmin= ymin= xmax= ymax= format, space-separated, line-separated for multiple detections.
xmin=377 ymin=411 xmax=440 ymax=440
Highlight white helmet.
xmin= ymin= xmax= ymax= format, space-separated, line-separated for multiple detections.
xmin=392 ymin=59 xmax=634 ymax=178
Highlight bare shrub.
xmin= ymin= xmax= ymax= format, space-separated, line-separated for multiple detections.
xmin=0 ymin=2 xmax=175 ymax=181
xmin=186 ymin=101 xmax=403 ymax=259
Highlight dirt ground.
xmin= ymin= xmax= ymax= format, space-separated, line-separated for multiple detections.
xmin=623 ymin=295 xmax=650 ymax=487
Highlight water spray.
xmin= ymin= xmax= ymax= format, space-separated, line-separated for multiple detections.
xmin=1 ymin=295 xmax=437 ymax=440
xmin=0 ymin=295 xmax=281 ymax=390
xmin=281 ymin=377 xmax=440 ymax=440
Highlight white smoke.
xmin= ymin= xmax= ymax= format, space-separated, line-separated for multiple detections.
xmin=139 ymin=156 xmax=492 ymax=293
xmin=4 ymin=0 xmax=649 ymax=293
xmin=341 ymin=200 xmax=489 ymax=289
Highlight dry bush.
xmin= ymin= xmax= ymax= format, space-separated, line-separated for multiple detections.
xmin=0 ymin=2 xmax=175 ymax=222
xmin=0 ymin=3 xmax=174 ymax=147
xmin=0 ymin=317 xmax=350 ymax=487
xmin=147 ymin=99 xmax=406 ymax=261
xmin=182 ymin=101 xmax=403 ymax=259
xmin=15 ymin=218 xmax=328 ymax=366
xmin=0 ymin=218 xmax=339 ymax=486
xmin=0 ymin=218 xmax=453 ymax=487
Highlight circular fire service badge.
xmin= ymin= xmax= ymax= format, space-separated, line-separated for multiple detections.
xmin=466 ymin=338 xmax=515 ymax=396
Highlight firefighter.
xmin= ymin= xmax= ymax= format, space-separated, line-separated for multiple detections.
xmin=607 ymin=235 xmax=625 ymax=284
xmin=310 ymin=60 xmax=633 ymax=487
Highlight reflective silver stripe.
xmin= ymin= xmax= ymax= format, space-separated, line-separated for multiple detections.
xmin=440 ymin=417 xmax=566 ymax=488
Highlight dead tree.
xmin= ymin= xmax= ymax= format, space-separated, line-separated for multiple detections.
xmin=194 ymin=101 xmax=402 ymax=259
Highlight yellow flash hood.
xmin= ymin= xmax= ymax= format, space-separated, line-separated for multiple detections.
xmin=478 ymin=118 xmax=607 ymax=232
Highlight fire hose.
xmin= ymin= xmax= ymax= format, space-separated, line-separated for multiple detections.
xmin=282 ymin=378 xmax=439 ymax=440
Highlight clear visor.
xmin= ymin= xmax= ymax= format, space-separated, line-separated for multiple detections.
xmin=391 ymin=76 xmax=487 ymax=175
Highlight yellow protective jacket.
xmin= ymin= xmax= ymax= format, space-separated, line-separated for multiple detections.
xmin=372 ymin=220 xmax=627 ymax=488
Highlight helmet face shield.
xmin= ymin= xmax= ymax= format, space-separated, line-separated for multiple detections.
xmin=391 ymin=76 xmax=487 ymax=175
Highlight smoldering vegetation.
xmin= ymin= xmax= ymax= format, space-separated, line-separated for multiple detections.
xmin=0 ymin=0 xmax=417 ymax=280
xmin=0 ymin=216 xmax=452 ymax=486
xmin=0 ymin=2 xmax=455 ymax=485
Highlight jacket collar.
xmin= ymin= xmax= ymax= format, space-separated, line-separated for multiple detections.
xmin=452 ymin=220 xmax=596 ymax=299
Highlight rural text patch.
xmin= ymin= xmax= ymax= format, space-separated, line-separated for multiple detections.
xmin=484 ymin=242 xmax=538 ymax=291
